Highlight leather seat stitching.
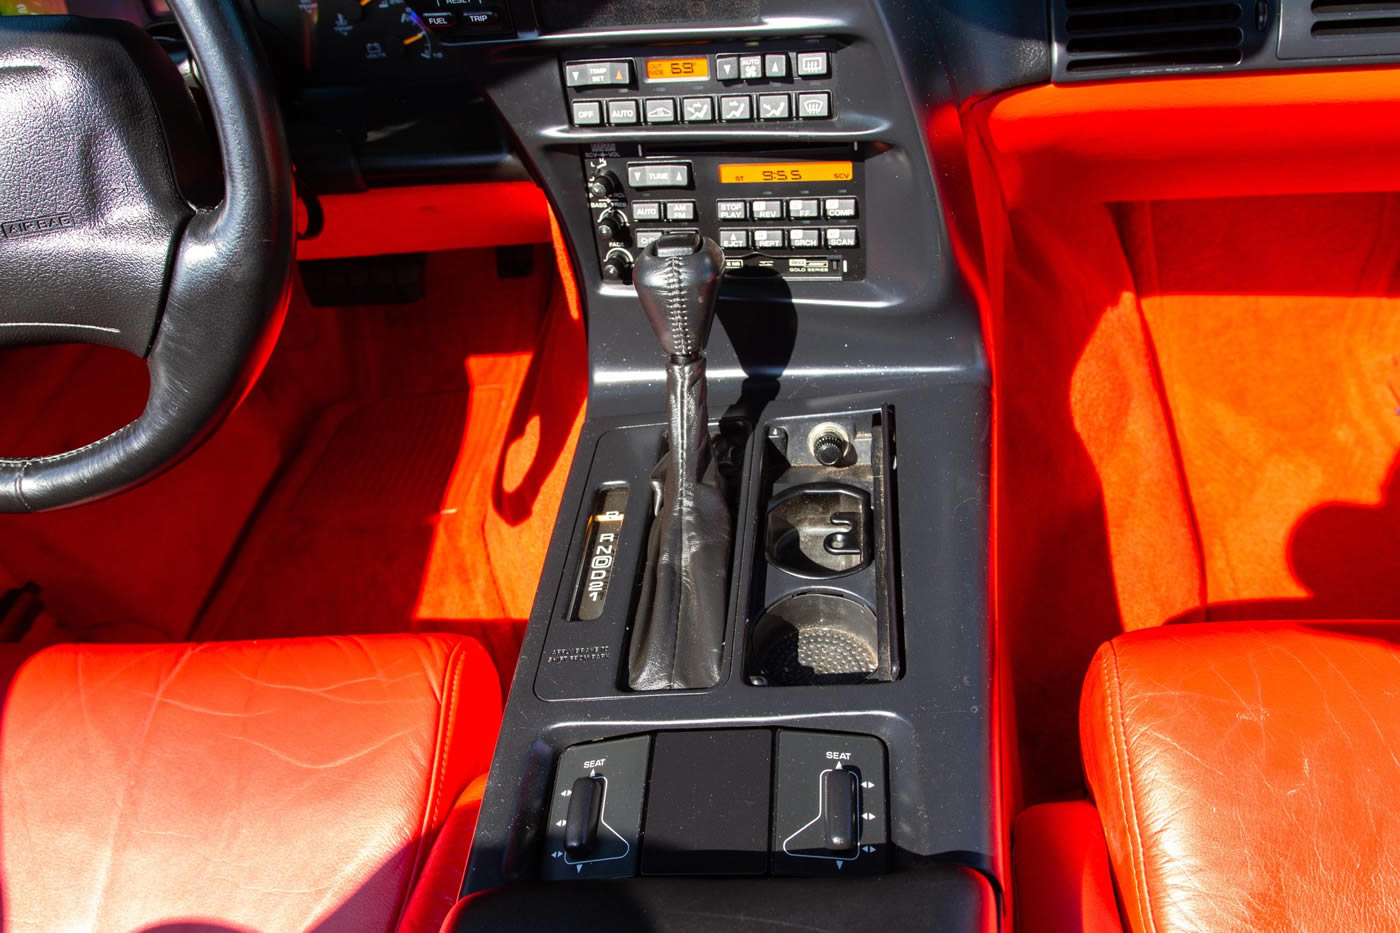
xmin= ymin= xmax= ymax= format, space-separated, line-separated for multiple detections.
xmin=1103 ymin=647 xmax=1159 ymax=933
xmin=1104 ymin=645 xmax=1159 ymax=933
xmin=392 ymin=639 xmax=467 ymax=930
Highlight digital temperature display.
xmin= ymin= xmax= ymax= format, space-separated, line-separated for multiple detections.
xmin=644 ymin=57 xmax=710 ymax=82
xmin=718 ymin=161 xmax=855 ymax=184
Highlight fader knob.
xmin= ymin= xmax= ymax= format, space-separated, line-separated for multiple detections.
xmin=602 ymin=249 xmax=633 ymax=282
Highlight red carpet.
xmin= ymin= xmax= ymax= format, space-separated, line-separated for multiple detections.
xmin=0 ymin=242 xmax=586 ymax=689
xmin=971 ymin=192 xmax=1400 ymax=807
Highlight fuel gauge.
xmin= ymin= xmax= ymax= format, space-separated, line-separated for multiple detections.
xmin=396 ymin=6 xmax=435 ymax=59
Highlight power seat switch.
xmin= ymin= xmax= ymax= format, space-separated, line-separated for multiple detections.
xmin=823 ymin=767 xmax=860 ymax=857
xmin=563 ymin=776 xmax=604 ymax=859
xmin=772 ymin=730 xmax=889 ymax=876
xmin=542 ymin=735 xmax=650 ymax=880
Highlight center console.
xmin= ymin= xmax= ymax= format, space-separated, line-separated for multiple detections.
xmin=442 ymin=1 xmax=998 ymax=928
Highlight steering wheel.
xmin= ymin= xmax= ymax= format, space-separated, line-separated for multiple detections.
xmin=0 ymin=0 xmax=293 ymax=512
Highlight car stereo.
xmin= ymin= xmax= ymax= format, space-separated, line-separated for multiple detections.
xmin=581 ymin=145 xmax=867 ymax=283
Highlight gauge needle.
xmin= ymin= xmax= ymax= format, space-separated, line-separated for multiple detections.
xmin=403 ymin=32 xmax=424 ymax=45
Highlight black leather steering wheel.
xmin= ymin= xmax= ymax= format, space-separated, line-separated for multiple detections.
xmin=0 ymin=0 xmax=292 ymax=512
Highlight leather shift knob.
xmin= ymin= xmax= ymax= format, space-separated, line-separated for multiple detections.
xmin=634 ymin=232 xmax=725 ymax=361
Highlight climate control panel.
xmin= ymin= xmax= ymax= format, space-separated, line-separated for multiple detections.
xmin=562 ymin=43 xmax=838 ymax=128
xmin=582 ymin=145 xmax=867 ymax=283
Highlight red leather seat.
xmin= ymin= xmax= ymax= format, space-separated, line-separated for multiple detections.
xmin=1075 ymin=621 xmax=1400 ymax=933
xmin=0 ymin=633 xmax=502 ymax=933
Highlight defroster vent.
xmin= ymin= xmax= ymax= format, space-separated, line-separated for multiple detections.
xmin=1278 ymin=0 xmax=1400 ymax=58
xmin=1056 ymin=0 xmax=1249 ymax=75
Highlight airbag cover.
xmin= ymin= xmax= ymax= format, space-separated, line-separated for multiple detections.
xmin=0 ymin=17 xmax=197 ymax=355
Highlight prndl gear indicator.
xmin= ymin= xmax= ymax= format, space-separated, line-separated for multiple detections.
xmin=570 ymin=485 xmax=629 ymax=622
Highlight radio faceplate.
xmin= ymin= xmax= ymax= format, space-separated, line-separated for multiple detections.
xmin=582 ymin=144 xmax=867 ymax=284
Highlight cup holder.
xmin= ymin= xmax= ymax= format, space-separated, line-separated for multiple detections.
xmin=748 ymin=592 xmax=880 ymax=686
xmin=764 ymin=484 xmax=871 ymax=578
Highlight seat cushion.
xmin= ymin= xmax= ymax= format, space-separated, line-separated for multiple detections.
xmin=0 ymin=633 xmax=502 ymax=933
xmin=1081 ymin=621 xmax=1400 ymax=933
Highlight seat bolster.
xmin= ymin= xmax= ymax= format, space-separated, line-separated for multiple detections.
xmin=398 ymin=775 xmax=488 ymax=933
xmin=1013 ymin=801 xmax=1124 ymax=933
xmin=1079 ymin=642 xmax=1153 ymax=933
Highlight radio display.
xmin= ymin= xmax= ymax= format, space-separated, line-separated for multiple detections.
xmin=718 ymin=161 xmax=854 ymax=184
xmin=643 ymin=57 xmax=710 ymax=82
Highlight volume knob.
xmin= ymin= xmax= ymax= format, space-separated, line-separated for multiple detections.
xmin=587 ymin=170 xmax=621 ymax=200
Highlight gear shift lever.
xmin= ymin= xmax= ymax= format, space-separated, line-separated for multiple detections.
xmin=627 ymin=232 xmax=731 ymax=690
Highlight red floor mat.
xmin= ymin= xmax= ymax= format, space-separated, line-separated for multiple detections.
xmin=0 ymin=243 xmax=586 ymax=688
xmin=1120 ymin=195 xmax=1400 ymax=621
xmin=193 ymin=246 xmax=586 ymax=688
xmin=975 ymin=193 xmax=1400 ymax=807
